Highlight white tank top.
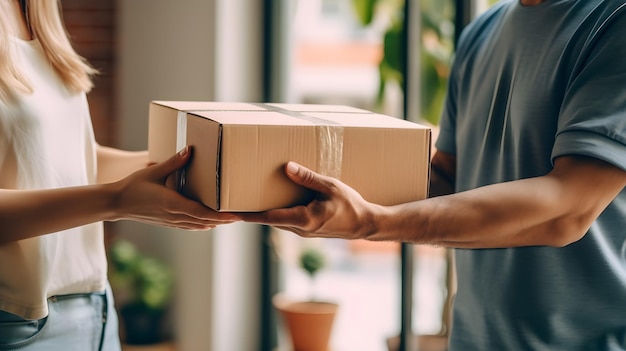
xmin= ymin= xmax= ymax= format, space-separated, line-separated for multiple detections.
xmin=0 ymin=37 xmax=106 ymax=320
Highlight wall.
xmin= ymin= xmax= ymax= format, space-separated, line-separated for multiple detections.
xmin=62 ymin=0 xmax=116 ymax=146
xmin=64 ymin=1 xmax=266 ymax=348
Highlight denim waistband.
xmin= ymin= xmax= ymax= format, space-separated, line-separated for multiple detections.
xmin=48 ymin=290 xmax=106 ymax=303
xmin=0 ymin=287 xmax=118 ymax=351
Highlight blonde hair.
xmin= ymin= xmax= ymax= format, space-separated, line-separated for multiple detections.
xmin=0 ymin=0 xmax=97 ymax=102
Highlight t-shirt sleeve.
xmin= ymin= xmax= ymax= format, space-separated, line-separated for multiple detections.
xmin=434 ymin=8 xmax=490 ymax=158
xmin=553 ymin=12 xmax=626 ymax=171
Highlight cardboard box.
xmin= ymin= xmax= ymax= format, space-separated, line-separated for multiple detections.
xmin=148 ymin=101 xmax=431 ymax=212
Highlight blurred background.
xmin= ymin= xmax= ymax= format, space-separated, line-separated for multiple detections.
xmin=63 ymin=0 xmax=496 ymax=350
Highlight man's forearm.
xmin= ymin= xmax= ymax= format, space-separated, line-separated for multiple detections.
xmin=371 ymin=157 xmax=625 ymax=248
xmin=373 ymin=177 xmax=577 ymax=247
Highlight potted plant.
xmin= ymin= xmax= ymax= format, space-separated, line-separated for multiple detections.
xmin=273 ymin=245 xmax=339 ymax=351
xmin=108 ymin=239 xmax=173 ymax=346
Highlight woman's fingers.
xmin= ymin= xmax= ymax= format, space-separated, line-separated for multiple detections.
xmin=111 ymin=148 xmax=241 ymax=229
xmin=130 ymin=210 xmax=237 ymax=228
xmin=165 ymin=195 xmax=237 ymax=221
xmin=147 ymin=146 xmax=191 ymax=181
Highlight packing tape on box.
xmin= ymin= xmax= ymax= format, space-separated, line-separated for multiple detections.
xmin=258 ymin=104 xmax=344 ymax=179
xmin=176 ymin=111 xmax=187 ymax=152
xmin=176 ymin=111 xmax=188 ymax=191
xmin=316 ymin=124 xmax=343 ymax=179
xmin=174 ymin=105 xmax=344 ymax=181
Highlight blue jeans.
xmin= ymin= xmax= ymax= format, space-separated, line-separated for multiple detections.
xmin=0 ymin=284 xmax=121 ymax=351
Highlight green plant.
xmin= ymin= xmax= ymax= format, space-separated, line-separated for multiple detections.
xmin=299 ymin=246 xmax=327 ymax=301
xmin=351 ymin=0 xmax=455 ymax=125
xmin=109 ymin=239 xmax=173 ymax=344
xmin=109 ymin=239 xmax=172 ymax=312
xmin=300 ymin=246 xmax=326 ymax=277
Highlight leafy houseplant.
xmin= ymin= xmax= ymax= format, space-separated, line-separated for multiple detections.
xmin=351 ymin=0 xmax=455 ymax=125
xmin=109 ymin=240 xmax=173 ymax=345
xmin=274 ymin=245 xmax=338 ymax=351
xmin=299 ymin=246 xmax=326 ymax=300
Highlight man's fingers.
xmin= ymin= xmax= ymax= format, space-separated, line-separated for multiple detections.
xmin=240 ymin=206 xmax=309 ymax=227
xmin=285 ymin=162 xmax=335 ymax=194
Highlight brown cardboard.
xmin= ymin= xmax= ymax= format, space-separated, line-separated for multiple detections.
xmin=148 ymin=101 xmax=431 ymax=212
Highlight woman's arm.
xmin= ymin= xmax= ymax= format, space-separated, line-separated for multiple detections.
xmin=96 ymin=144 xmax=149 ymax=184
xmin=239 ymin=153 xmax=626 ymax=248
xmin=0 ymin=147 xmax=238 ymax=245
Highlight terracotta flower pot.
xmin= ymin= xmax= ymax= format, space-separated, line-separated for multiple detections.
xmin=273 ymin=294 xmax=339 ymax=351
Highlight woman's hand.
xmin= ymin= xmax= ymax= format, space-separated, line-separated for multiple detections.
xmin=0 ymin=147 xmax=238 ymax=244
xmin=109 ymin=147 xmax=238 ymax=230
xmin=239 ymin=162 xmax=382 ymax=240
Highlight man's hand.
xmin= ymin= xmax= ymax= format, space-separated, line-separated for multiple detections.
xmin=239 ymin=154 xmax=626 ymax=248
xmin=239 ymin=162 xmax=382 ymax=240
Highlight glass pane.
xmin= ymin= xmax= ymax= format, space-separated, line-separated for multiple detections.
xmin=277 ymin=1 xmax=403 ymax=350
xmin=289 ymin=0 xmax=400 ymax=114
xmin=275 ymin=232 xmax=401 ymax=351
xmin=409 ymin=0 xmax=505 ymax=343
xmin=408 ymin=0 xmax=455 ymax=341
xmin=273 ymin=0 xmax=502 ymax=349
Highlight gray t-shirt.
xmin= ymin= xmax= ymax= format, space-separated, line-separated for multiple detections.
xmin=436 ymin=0 xmax=626 ymax=349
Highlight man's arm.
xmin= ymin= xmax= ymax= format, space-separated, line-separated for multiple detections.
xmin=240 ymin=153 xmax=626 ymax=248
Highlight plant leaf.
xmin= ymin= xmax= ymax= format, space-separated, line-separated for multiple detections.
xmin=351 ymin=0 xmax=378 ymax=26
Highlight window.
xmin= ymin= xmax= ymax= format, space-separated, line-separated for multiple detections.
xmin=269 ymin=1 xmax=502 ymax=350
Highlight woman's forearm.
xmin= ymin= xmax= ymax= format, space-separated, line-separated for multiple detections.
xmin=0 ymin=185 xmax=116 ymax=244
xmin=96 ymin=145 xmax=149 ymax=184
xmin=0 ymin=148 xmax=238 ymax=245
xmin=0 ymin=145 xmax=149 ymax=243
